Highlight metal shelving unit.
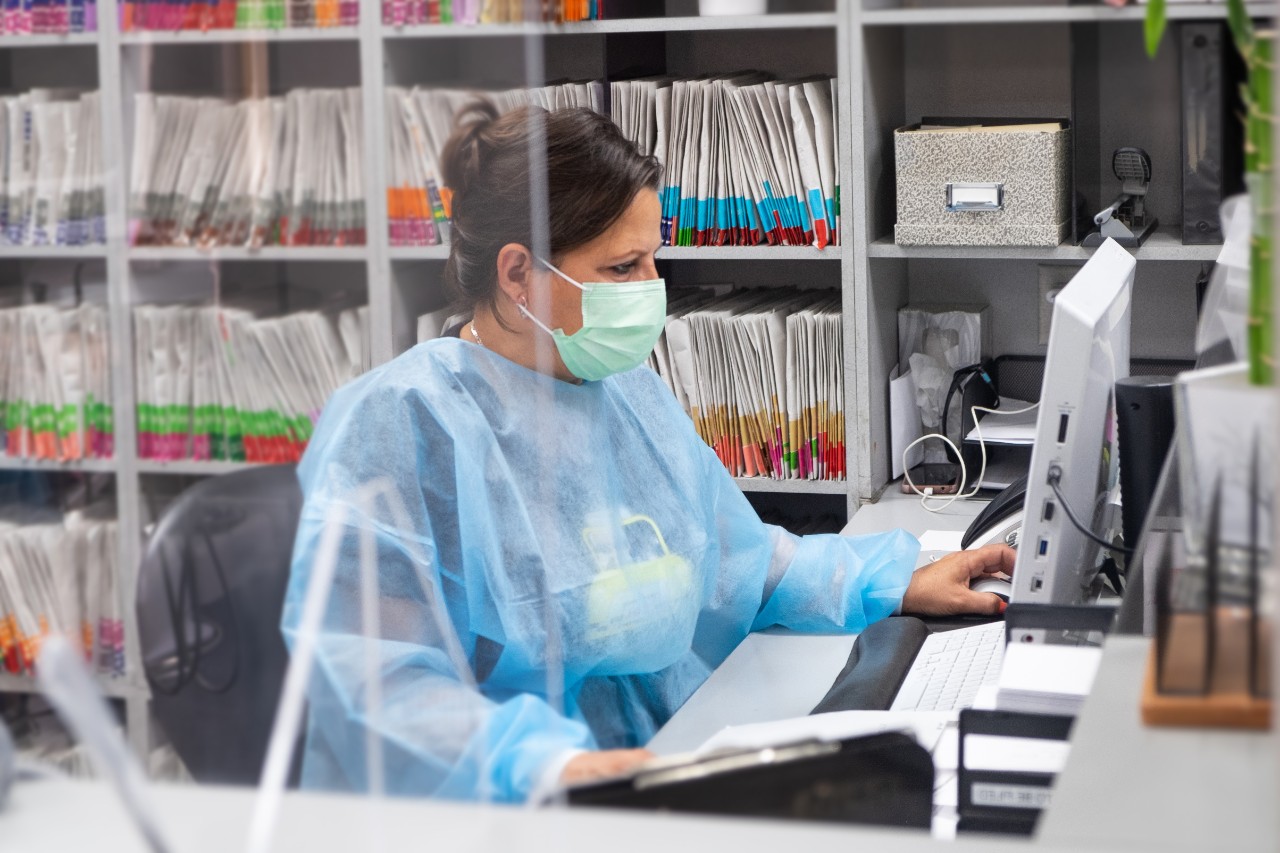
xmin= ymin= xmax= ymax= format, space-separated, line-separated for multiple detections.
xmin=846 ymin=0 xmax=1259 ymax=498
xmin=0 ymin=457 xmax=118 ymax=473
xmin=734 ymin=477 xmax=849 ymax=495
xmin=127 ymin=246 xmax=368 ymax=262
xmin=0 ymin=32 xmax=99 ymax=48
xmin=860 ymin=2 xmax=1272 ymax=26
xmin=118 ymin=26 xmax=360 ymax=44
xmin=0 ymin=672 xmax=135 ymax=700
xmin=0 ymin=245 xmax=108 ymax=258
xmin=0 ymin=2 xmax=856 ymax=756
xmin=380 ymin=12 xmax=839 ymax=38
xmin=867 ymin=228 xmax=1221 ymax=262
xmin=135 ymin=459 xmax=270 ymax=476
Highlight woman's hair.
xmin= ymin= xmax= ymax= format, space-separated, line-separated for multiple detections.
xmin=440 ymin=101 xmax=662 ymax=320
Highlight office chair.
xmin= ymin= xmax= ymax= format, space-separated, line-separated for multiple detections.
xmin=136 ymin=464 xmax=304 ymax=786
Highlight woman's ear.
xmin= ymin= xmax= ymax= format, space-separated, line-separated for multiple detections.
xmin=495 ymin=243 xmax=533 ymax=307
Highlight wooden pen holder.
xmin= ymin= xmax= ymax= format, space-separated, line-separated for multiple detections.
xmin=1141 ymin=607 xmax=1272 ymax=730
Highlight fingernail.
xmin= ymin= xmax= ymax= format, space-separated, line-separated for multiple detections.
xmin=998 ymin=599 xmax=1008 ymax=615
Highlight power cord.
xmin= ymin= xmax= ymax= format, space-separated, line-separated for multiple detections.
xmin=1046 ymin=465 xmax=1134 ymax=559
xmin=902 ymin=400 xmax=1041 ymax=513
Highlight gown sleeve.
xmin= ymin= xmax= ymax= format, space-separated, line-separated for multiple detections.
xmin=282 ymin=380 xmax=595 ymax=803
xmin=694 ymin=422 xmax=919 ymax=634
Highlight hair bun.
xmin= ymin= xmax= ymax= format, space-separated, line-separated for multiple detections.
xmin=441 ymin=100 xmax=501 ymax=202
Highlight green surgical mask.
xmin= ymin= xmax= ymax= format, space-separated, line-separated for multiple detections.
xmin=520 ymin=258 xmax=667 ymax=382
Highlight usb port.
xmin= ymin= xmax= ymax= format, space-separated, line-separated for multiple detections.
xmin=1031 ymin=577 xmax=1044 ymax=592
xmin=1057 ymin=413 xmax=1070 ymax=444
xmin=1043 ymin=501 xmax=1056 ymax=522
xmin=1038 ymin=537 xmax=1050 ymax=558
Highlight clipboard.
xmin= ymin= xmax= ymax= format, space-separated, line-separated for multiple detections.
xmin=566 ymin=731 xmax=934 ymax=830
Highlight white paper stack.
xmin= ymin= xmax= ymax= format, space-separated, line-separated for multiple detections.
xmin=0 ymin=304 xmax=114 ymax=462
xmin=995 ymin=644 xmax=1103 ymax=716
xmin=133 ymin=305 xmax=363 ymax=464
xmin=0 ymin=505 xmax=122 ymax=681
xmin=385 ymin=82 xmax=603 ymax=246
xmin=129 ymin=88 xmax=365 ymax=249
xmin=648 ymin=288 xmax=845 ymax=480
xmin=0 ymin=90 xmax=104 ymax=247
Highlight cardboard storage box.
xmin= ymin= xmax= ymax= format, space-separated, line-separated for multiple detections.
xmin=894 ymin=120 xmax=1071 ymax=247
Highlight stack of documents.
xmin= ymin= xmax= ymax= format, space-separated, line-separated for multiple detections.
xmin=385 ymin=0 xmax=602 ymax=25
xmin=120 ymin=0 xmax=356 ymax=30
xmin=995 ymin=644 xmax=1103 ymax=716
xmin=0 ymin=304 xmax=114 ymax=462
xmin=12 ymin=714 xmax=98 ymax=778
xmin=387 ymin=75 xmax=836 ymax=251
xmin=0 ymin=90 xmax=104 ymax=247
xmin=648 ymin=288 xmax=845 ymax=481
xmin=611 ymin=75 xmax=839 ymax=248
xmin=129 ymin=89 xmax=365 ymax=249
xmin=132 ymin=304 xmax=363 ymax=463
xmin=1 ymin=1 xmax=96 ymax=33
xmin=0 ymin=505 xmax=123 ymax=681
xmin=386 ymin=82 xmax=603 ymax=246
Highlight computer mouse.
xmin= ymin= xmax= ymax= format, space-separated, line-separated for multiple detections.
xmin=970 ymin=575 xmax=1012 ymax=602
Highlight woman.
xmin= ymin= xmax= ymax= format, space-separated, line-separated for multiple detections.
xmin=284 ymin=102 xmax=1014 ymax=803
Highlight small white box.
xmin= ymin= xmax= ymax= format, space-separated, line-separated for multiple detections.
xmin=894 ymin=120 xmax=1072 ymax=247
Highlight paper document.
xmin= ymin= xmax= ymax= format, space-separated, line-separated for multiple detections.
xmin=964 ymin=397 xmax=1038 ymax=445
xmin=890 ymin=364 xmax=924 ymax=479
xmin=695 ymin=710 xmax=954 ymax=758
xmin=917 ymin=530 xmax=965 ymax=552
xmin=996 ymin=644 xmax=1103 ymax=715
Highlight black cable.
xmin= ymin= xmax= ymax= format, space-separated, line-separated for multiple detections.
xmin=193 ymin=531 xmax=239 ymax=694
xmin=1047 ymin=473 xmax=1135 ymax=559
xmin=941 ymin=362 xmax=998 ymax=462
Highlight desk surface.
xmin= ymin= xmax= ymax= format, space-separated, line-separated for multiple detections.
xmin=1040 ymin=637 xmax=1278 ymax=851
xmin=841 ymin=488 xmax=989 ymax=541
xmin=5 ymin=776 xmax=1033 ymax=853
xmin=649 ymin=491 xmax=986 ymax=756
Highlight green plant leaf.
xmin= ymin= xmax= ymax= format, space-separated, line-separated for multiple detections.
xmin=1226 ymin=0 xmax=1255 ymax=56
xmin=1145 ymin=0 xmax=1167 ymax=59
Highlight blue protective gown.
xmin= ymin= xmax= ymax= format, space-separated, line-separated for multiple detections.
xmin=283 ymin=338 xmax=918 ymax=803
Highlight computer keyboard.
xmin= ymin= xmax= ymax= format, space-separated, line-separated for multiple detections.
xmin=889 ymin=621 xmax=1006 ymax=712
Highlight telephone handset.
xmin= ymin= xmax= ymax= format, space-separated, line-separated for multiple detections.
xmin=961 ymin=474 xmax=1028 ymax=551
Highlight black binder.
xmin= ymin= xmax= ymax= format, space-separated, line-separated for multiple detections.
xmin=956 ymin=709 xmax=1075 ymax=836
xmin=1180 ymin=22 xmax=1246 ymax=245
xmin=567 ymin=731 xmax=935 ymax=830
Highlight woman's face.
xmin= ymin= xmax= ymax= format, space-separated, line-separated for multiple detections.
xmin=539 ymin=188 xmax=663 ymax=338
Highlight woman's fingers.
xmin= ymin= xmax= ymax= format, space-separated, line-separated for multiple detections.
xmin=962 ymin=543 xmax=1016 ymax=578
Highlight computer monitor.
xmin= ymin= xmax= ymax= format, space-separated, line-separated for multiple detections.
xmin=1010 ymin=238 xmax=1134 ymax=606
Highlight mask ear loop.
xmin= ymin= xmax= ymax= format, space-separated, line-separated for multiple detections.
xmin=518 ymin=300 xmax=558 ymax=338
xmin=534 ymin=256 xmax=588 ymax=292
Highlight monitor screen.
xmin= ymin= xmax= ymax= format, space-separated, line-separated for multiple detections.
xmin=1011 ymin=238 xmax=1134 ymax=606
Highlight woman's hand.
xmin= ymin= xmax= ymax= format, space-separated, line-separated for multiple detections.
xmin=900 ymin=543 xmax=1016 ymax=617
xmin=560 ymin=749 xmax=655 ymax=785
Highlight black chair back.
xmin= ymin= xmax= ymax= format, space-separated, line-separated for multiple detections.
xmin=136 ymin=464 xmax=303 ymax=785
